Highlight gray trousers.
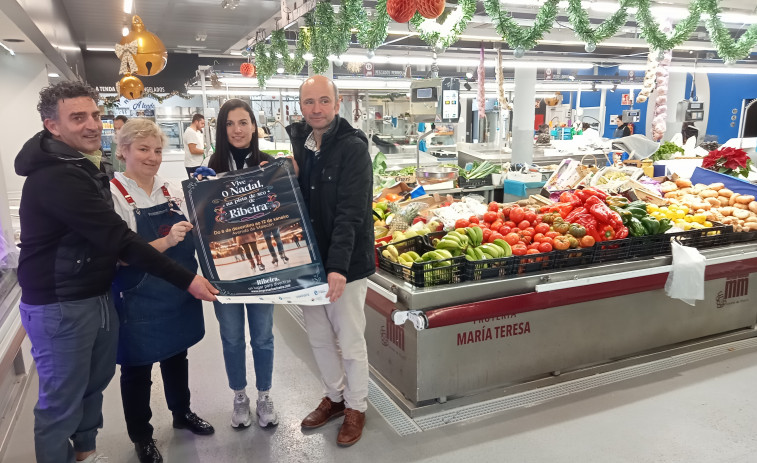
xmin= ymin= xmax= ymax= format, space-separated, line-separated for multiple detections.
xmin=19 ymin=294 xmax=118 ymax=463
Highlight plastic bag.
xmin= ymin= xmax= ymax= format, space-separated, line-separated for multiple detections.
xmin=664 ymin=240 xmax=705 ymax=306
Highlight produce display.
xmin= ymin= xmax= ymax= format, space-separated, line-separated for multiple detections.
xmin=660 ymin=179 xmax=757 ymax=232
xmin=651 ymin=141 xmax=686 ymax=161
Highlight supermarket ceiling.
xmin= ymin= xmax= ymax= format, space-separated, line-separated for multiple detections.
xmin=60 ymin=0 xmax=757 ymax=63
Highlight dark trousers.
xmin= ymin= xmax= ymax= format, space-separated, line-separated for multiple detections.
xmin=120 ymin=350 xmax=191 ymax=443
xmin=240 ymin=242 xmax=260 ymax=259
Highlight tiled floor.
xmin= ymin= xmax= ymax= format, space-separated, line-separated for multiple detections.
xmin=5 ymin=302 xmax=757 ymax=463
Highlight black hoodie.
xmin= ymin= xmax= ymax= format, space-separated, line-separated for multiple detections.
xmin=15 ymin=130 xmax=196 ymax=305
xmin=286 ymin=115 xmax=375 ymax=282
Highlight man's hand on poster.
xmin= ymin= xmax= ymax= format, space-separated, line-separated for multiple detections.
xmin=165 ymin=221 xmax=193 ymax=247
xmin=326 ymin=272 xmax=346 ymax=303
xmin=192 ymin=166 xmax=216 ymax=181
xmin=188 ymin=275 xmax=219 ymax=301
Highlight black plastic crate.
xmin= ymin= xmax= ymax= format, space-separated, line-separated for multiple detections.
xmin=376 ymin=236 xmax=464 ymax=288
xmin=463 ymin=255 xmax=514 ymax=281
xmin=628 ymin=233 xmax=675 ymax=258
xmin=458 ymin=174 xmax=493 ymax=189
xmin=674 ymin=223 xmax=733 ymax=250
xmin=423 ymin=230 xmax=448 ymax=247
xmin=591 ymin=238 xmax=632 ymax=264
xmin=552 ymin=247 xmax=595 ymax=269
xmin=730 ymin=230 xmax=757 ymax=243
xmin=509 ymin=252 xmax=556 ymax=275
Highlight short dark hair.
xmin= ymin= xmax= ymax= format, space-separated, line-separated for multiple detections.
xmin=114 ymin=115 xmax=129 ymax=124
xmin=192 ymin=113 xmax=205 ymax=123
xmin=582 ymin=122 xmax=591 ymax=131
xmin=37 ymin=81 xmax=99 ymax=122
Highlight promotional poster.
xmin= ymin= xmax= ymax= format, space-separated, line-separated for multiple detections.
xmin=183 ymin=159 xmax=330 ymax=304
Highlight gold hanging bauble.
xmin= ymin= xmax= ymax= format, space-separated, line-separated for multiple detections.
xmin=120 ymin=15 xmax=167 ymax=76
xmin=119 ymin=73 xmax=145 ymax=100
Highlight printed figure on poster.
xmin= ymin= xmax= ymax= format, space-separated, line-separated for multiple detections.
xmin=182 ymin=158 xmax=329 ymax=305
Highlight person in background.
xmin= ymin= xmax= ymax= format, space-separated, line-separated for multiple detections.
xmin=286 ymin=75 xmax=374 ymax=447
xmin=682 ymin=121 xmax=699 ymax=144
xmin=613 ymin=117 xmax=631 ymax=138
xmin=581 ymin=122 xmax=600 ymax=140
xmin=111 ymin=119 xmax=214 ymax=463
xmin=14 ymin=82 xmax=217 ymax=463
xmin=111 ymin=115 xmax=128 ymax=173
xmin=206 ymin=99 xmax=279 ymax=429
xmin=183 ymin=113 xmax=205 ymax=178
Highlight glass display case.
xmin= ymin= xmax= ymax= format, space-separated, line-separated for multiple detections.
xmin=157 ymin=122 xmax=182 ymax=150
xmin=101 ymin=117 xmax=115 ymax=154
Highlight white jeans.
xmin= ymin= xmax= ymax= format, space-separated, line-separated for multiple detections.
xmin=302 ymin=278 xmax=369 ymax=412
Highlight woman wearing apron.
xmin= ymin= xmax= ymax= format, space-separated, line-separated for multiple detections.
xmin=111 ymin=119 xmax=213 ymax=463
xmin=206 ymin=99 xmax=280 ymax=429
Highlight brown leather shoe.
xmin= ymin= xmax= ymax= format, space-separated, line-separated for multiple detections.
xmin=337 ymin=408 xmax=366 ymax=447
xmin=301 ymin=397 xmax=345 ymax=429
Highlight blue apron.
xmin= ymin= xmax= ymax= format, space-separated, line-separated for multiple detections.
xmin=613 ymin=126 xmax=626 ymax=138
xmin=111 ymin=179 xmax=204 ymax=366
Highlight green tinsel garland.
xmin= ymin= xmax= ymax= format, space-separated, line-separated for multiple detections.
xmin=355 ymin=0 xmax=390 ymax=51
xmin=254 ymin=41 xmax=278 ymax=88
xmin=634 ymin=0 xmax=701 ymax=52
xmin=102 ymin=91 xmax=193 ymax=108
xmin=483 ymin=0 xmax=558 ymax=51
xmin=409 ymin=0 xmax=476 ymax=50
xmin=700 ymin=0 xmax=757 ymax=62
xmin=311 ymin=2 xmax=337 ymax=73
xmin=567 ymin=0 xmax=628 ymax=46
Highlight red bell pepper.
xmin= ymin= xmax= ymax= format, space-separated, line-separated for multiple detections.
xmin=615 ymin=226 xmax=629 ymax=239
xmin=600 ymin=224 xmax=616 ymax=241
xmin=549 ymin=202 xmax=573 ymax=218
xmin=564 ymin=207 xmax=587 ymax=223
xmin=589 ymin=203 xmax=613 ymax=224
xmin=559 ymin=191 xmax=582 ymax=209
xmin=574 ymin=215 xmax=602 ymax=243
xmin=581 ymin=187 xmax=608 ymax=201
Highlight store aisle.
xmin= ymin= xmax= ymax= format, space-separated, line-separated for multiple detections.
xmin=4 ymin=302 xmax=757 ymax=463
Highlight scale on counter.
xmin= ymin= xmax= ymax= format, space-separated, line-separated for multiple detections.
xmin=621 ymin=109 xmax=641 ymax=123
xmin=676 ymin=100 xmax=705 ymax=122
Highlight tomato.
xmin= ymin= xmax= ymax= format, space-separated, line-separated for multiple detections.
xmin=553 ymin=235 xmax=571 ymax=251
xmin=482 ymin=228 xmax=493 ymax=242
xmin=502 ymin=207 xmax=512 ymax=219
xmin=538 ymin=242 xmax=553 ymax=253
xmin=385 ymin=193 xmax=401 ymax=201
xmin=528 ymin=242 xmax=540 ymax=250
xmin=510 ymin=207 xmax=525 ymax=223
xmin=533 ymin=233 xmax=545 ymax=243
xmin=520 ymin=228 xmax=534 ymax=238
xmin=468 ymin=216 xmax=480 ymax=224
xmin=534 ymin=223 xmax=550 ymax=234
xmin=521 ymin=235 xmax=532 ymax=245
xmin=490 ymin=233 xmax=504 ymax=242
xmin=580 ymin=235 xmax=596 ymax=248
xmin=518 ymin=220 xmax=531 ymax=230
xmin=490 ymin=220 xmax=503 ymax=231
xmin=488 ymin=201 xmax=500 ymax=212
xmin=483 ymin=211 xmax=498 ymax=223
xmin=498 ymin=225 xmax=512 ymax=235
xmin=497 ymin=211 xmax=505 ymax=221
xmin=511 ymin=243 xmax=528 ymax=256
xmin=545 ymin=231 xmax=559 ymax=239
xmin=534 ymin=214 xmax=544 ymax=224
xmin=524 ymin=210 xmax=537 ymax=223
xmin=455 ymin=219 xmax=470 ymax=229
xmin=504 ymin=221 xmax=517 ymax=228
xmin=526 ymin=248 xmax=540 ymax=255
xmin=504 ymin=233 xmax=520 ymax=246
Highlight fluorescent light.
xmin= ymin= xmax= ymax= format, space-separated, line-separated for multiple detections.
xmin=341 ymin=52 xmax=593 ymax=69
xmin=0 ymin=42 xmax=16 ymax=56
xmin=596 ymin=84 xmax=614 ymax=89
xmin=229 ymin=50 xmax=244 ymax=56
xmin=188 ymin=89 xmax=300 ymax=97
xmin=56 ymin=45 xmax=81 ymax=52
xmin=215 ymin=76 xmax=410 ymax=90
xmin=47 ymin=73 xmax=59 ymax=77
xmin=122 ymin=26 xmax=129 ymax=37
xmin=620 ymin=64 xmax=757 ymax=74
xmin=123 ymin=0 xmax=133 ymax=14
xmin=86 ymin=46 xmax=116 ymax=52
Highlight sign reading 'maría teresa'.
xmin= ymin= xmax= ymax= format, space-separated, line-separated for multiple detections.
xmin=183 ymin=158 xmax=329 ymax=305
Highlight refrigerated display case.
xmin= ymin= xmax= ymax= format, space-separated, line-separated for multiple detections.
xmin=365 ymin=240 xmax=757 ymax=414
xmin=157 ymin=122 xmax=182 ymax=150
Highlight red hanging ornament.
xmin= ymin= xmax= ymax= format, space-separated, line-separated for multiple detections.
xmin=387 ymin=0 xmax=417 ymax=23
xmin=240 ymin=62 xmax=256 ymax=77
xmin=416 ymin=0 xmax=444 ymax=19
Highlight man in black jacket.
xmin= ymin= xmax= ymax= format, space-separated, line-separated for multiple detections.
xmin=287 ymin=75 xmax=374 ymax=447
xmin=15 ymin=81 xmax=217 ymax=463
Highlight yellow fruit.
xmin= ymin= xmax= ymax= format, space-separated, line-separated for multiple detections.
xmin=703 ymin=221 xmax=713 ymax=227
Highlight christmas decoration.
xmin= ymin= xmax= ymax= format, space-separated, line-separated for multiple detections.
xmin=410 ymin=0 xmax=476 ymax=50
xmin=119 ymin=15 xmax=167 ymax=76
xmin=101 ymin=91 xmax=193 ymax=108
xmin=240 ymin=62 xmax=256 ymax=77
xmin=117 ymin=74 xmax=144 ymax=100
xmin=635 ymin=0 xmax=701 ymax=53
xmin=700 ymin=0 xmax=757 ymax=62
xmin=417 ymin=0 xmax=445 ymax=19
xmin=636 ymin=48 xmax=658 ymax=104
xmin=702 ymin=147 xmax=754 ymax=178
xmin=651 ymin=20 xmax=672 ymax=142
xmin=483 ymin=0 xmax=558 ymax=51
xmin=478 ymin=43 xmax=485 ymax=119
xmin=495 ymin=48 xmax=510 ymax=111
xmin=387 ymin=0 xmax=416 ymax=23
xmin=567 ymin=0 xmax=628 ymax=49
xmin=114 ymin=40 xmax=138 ymax=75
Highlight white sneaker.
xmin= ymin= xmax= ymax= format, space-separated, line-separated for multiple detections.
xmin=256 ymin=394 xmax=279 ymax=428
xmin=231 ymin=392 xmax=252 ymax=428
xmin=77 ymin=454 xmax=108 ymax=463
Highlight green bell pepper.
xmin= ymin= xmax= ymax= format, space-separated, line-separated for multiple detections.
xmin=658 ymin=218 xmax=673 ymax=233
xmin=628 ymin=217 xmax=647 ymax=237
xmin=626 ymin=205 xmax=649 ymax=220
xmin=609 ymin=206 xmax=633 ymax=225
xmin=640 ymin=216 xmax=660 ymax=235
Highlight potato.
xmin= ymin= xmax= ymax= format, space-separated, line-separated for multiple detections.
xmin=699 ymin=189 xmax=719 ymax=198
xmin=729 ymin=194 xmax=741 ymax=206
xmin=734 ymin=203 xmax=749 ymax=210
xmin=708 ymin=182 xmax=725 ymax=191
xmin=736 ymin=194 xmax=755 ymax=204
xmin=675 ymin=178 xmax=693 ymax=188
xmin=734 ymin=209 xmax=751 ymax=219
xmin=749 ymin=201 xmax=757 ymax=214
xmin=718 ymin=196 xmax=730 ymax=207
xmin=705 ymin=197 xmax=721 ymax=206
xmin=718 ymin=188 xmax=733 ymax=198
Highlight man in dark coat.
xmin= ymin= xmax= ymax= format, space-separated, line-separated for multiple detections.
xmin=15 ymin=81 xmax=217 ymax=463
xmin=286 ymin=75 xmax=374 ymax=447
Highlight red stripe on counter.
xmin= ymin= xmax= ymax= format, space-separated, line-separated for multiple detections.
xmin=424 ymin=257 xmax=757 ymax=329
xmin=366 ymin=287 xmax=398 ymax=319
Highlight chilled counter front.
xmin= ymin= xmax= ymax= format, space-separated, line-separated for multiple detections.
xmin=364 ymin=242 xmax=757 ymax=412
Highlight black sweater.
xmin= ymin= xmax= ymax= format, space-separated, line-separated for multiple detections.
xmin=14 ymin=130 xmax=196 ymax=304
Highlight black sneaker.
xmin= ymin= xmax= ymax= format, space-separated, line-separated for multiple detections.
xmin=134 ymin=439 xmax=163 ymax=463
xmin=173 ymin=411 xmax=215 ymax=435
xmin=280 ymin=252 xmax=289 ymax=263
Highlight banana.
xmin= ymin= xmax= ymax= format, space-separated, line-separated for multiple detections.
xmin=435 ymin=249 xmax=453 ymax=259
xmin=473 ymin=247 xmax=485 ymax=260
xmin=436 ymin=239 xmax=462 ymax=251
xmin=480 ymin=250 xmax=496 ymax=260
xmin=406 ymin=251 xmax=421 ymax=261
xmin=386 ymin=245 xmax=399 ymax=258
xmin=465 ymin=247 xmax=476 ymax=259
xmin=483 ymin=243 xmax=503 ymax=258
xmin=465 ymin=227 xmax=479 ymax=246
xmin=447 ymin=231 xmax=467 ymax=242
xmin=492 ymin=239 xmax=513 ymax=257
xmin=422 ymin=250 xmax=442 ymax=261
xmin=382 ymin=249 xmax=398 ymax=262
xmin=475 ymin=227 xmax=484 ymax=246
